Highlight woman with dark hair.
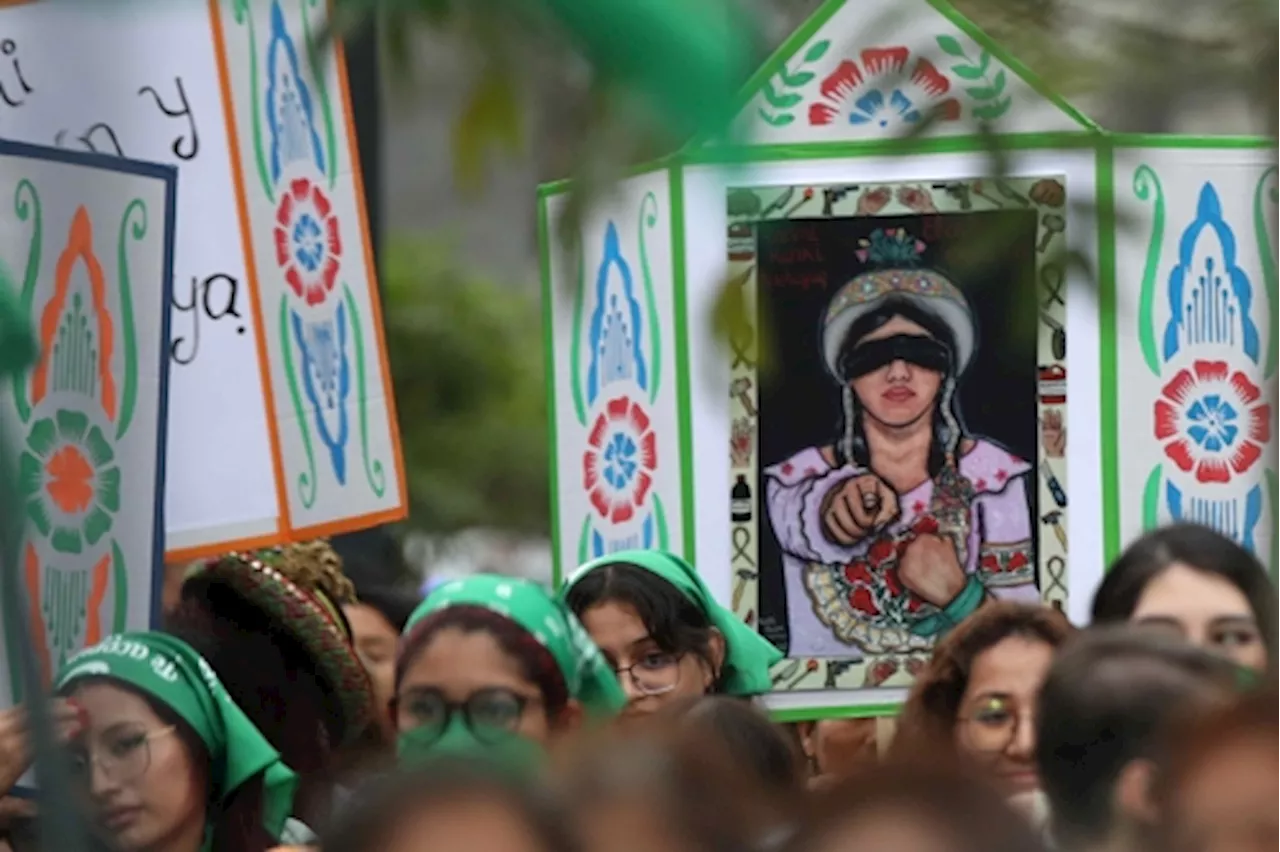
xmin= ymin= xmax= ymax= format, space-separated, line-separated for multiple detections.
xmin=394 ymin=575 xmax=623 ymax=768
xmin=764 ymin=230 xmax=1037 ymax=662
xmin=791 ymin=763 xmax=1048 ymax=852
xmin=892 ymin=602 xmax=1074 ymax=808
xmin=1092 ymin=523 xmax=1276 ymax=672
xmin=321 ymin=759 xmax=577 ymax=852
xmin=54 ymin=632 xmax=297 ymax=852
xmin=562 ymin=550 xmax=781 ymax=716
xmin=165 ymin=542 xmax=376 ymax=840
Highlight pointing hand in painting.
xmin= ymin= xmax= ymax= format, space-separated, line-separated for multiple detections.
xmin=898 ymin=534 xmax=968 ymax=608
xmin=820 ymin=474 xmax=899 ymax=545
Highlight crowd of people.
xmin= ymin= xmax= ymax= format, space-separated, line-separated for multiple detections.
xmin=0 ymin=523 xmax=1274 ymax=852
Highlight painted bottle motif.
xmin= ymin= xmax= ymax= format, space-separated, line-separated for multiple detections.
xmin=731 ymin=475 xmax=753 ymax=523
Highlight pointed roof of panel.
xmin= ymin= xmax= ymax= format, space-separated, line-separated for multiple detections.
xmin=695 ymin=0 xmax=1097 ymax=149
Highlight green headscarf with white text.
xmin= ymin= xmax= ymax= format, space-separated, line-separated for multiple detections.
xmin=55 ymin=632 xmax=297 ymax=843
xmin=565 ymin=549 xmax=783 ymax=695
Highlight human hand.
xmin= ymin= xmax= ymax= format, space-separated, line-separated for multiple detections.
xmin=1041 ymin=409 xmax=1065 ymax=458
xmin=898 ymin=534 xmax=967 ymax=607
xmin=820 ymin=474 xmax=899 ymax=545
xmin=0 ymin=701 xmax=85 ymax=796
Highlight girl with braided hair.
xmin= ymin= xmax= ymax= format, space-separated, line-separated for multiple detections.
xmin=764 ymin=228 xmax=1037 ymax=663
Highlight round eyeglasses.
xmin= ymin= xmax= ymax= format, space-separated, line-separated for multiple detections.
xmin=66 ymin=725 xmax=176 ymax=787
xmin=614 ymin=652 xmax=683 ymax=696
xmin=393 ymin=687 xmax=534 ymax=745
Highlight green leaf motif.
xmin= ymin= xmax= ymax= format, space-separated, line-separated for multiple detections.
xmin=757 ymin=109 xmax=795 ymax=127
xmin=85 ymin=425 xmax=114 ymax=468
xmin=967 ymin=85 xmax=998 ymax=100
xmin=17 ymin=451 xmax=43 ymax=499
xmin=97 ymin=467 xmax=121 ymax=513
xmin=28 ymin=417 xmax=56 ymax=458
xmin=762 ymin=80 xmax=802 ymax=109
xmin=84 ymin=507 xmax=112 ymax=546
xmin=951 ymin=64 xmax=985 ymax=80
xmin=803 ymin=40 xmax=830 ymax=63
xmin=780 ymin=70 xmax=815 ymax=88
xmin=990 ymin=69 xmax=1007 ymax=95
xmin=26 ymin=495 xmax=50 ymax=537
xmin=56 ymin=409 xmax=88 ymax=444
xmin=936 ymin=35 xmax=965 ymax=57
xmin=52 ymin=526 xmax=82 ymax=555
xmin=972 ymin=97 xmax=1012 ymax=121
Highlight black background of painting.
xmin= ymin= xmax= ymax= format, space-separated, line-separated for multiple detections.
xmin=752 ymin=210 xmax=1039 ymax=654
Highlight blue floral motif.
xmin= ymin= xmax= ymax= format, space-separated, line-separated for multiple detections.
xmin=1184 ymin=394 xmax=1239 ymax=451
xmin=266 ymin=0 xmax=326 ymax=182
xmin=1164 ymin=183 xmax=1259 ymax=363
xmin=291 ymin=304 xmax=350 ymax=484
xmin=848 ymin=89 xmax=920 ymax=127
xmin=293 ymin=213 xmax=324 ymax=271
xmin=586 ymin=223 xmax=647 ymax=406
xmin=1167 ymin=481 xmax=1262 ymax=552
xmin=602 ymin=432 xmax=638 ymax=490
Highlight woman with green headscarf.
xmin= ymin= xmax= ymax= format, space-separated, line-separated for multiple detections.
xmin=53 ymin=632 xmax=298 ymax=852
xmin=563 ymin=550 xmax=783 ymax=718
xmin=394 ymin=575 xmax=624 ymax=769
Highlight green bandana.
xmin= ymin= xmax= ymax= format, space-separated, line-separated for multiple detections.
xmin=55 ymin=632 xmax=298 ymax=842
xmin=405 ymin=575 xmax=625 ymax=719
xmin=566 ymin=549 xmax=784 ymax=696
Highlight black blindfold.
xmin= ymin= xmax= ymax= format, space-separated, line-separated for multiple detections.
xmin=838 ymin=334 xmax=951 ymax=380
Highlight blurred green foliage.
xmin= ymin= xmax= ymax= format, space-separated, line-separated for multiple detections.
xmin=383 ymin=238 xmax=549 ymax=533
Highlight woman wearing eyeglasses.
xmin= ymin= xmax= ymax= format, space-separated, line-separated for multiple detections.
xmin=891 ymin=602 xmax=1073 ymax=812
xmin=393 ymin=575 xmax=625 ymax=769
xmin=54 ymin=632 xmax=297 ymax=852
xmin=562 ymin=550 xmax=783 ymax=718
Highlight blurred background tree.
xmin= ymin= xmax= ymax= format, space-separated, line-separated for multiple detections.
xmin=382 ymin=238 xmax=549 ymax=535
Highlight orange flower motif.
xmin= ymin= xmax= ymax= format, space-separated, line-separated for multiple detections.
xmin=46 ymin=445 xmax=95 ymax=514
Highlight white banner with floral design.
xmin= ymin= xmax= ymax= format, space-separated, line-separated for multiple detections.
xmin=0 ymin=141 xmax=175 ymax=718
xmin=0 ymin=0 xmax=405 ymax=558
xmin=1112 ymin=146 xmax=1278 ymax=571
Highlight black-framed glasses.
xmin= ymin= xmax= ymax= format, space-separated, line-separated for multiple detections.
xmin=66 ymin=725 xmax=176 ymax=787
xmin=393 ymin=687 xmax=535 ymax=744
xmin=956 ymin=695 xmax=1033 ymax=754
xmin=614 ymin=652 xmax=683 ymax=696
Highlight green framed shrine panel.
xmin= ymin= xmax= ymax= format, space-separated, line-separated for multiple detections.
xmin=540 ymin=170 xmax=690 ymax=585
xmin=1104 ymin=142 xmax=1278 ymax=572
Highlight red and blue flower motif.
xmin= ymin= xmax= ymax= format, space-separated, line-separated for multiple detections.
xmin=582 ymin=396 xmax=657 ymax=524
xmin=1154 ymin=360 xmax=1271 ymax=484
xmin=808 ymin=48 xmax=960 ymax=130
xmin=275 ymin=178 xmax=342 ymax=307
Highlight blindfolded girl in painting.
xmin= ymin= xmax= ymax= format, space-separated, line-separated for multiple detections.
xmin=764 ymin=228 xmax=1037 ymax=663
